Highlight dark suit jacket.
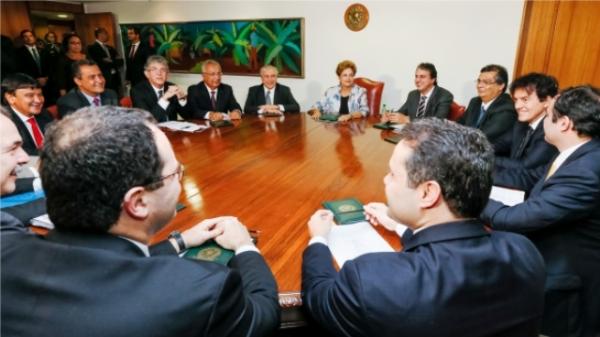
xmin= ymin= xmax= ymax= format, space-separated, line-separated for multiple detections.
xmin=1 ymin=198 xmax=46 ymax=225
xmin=1 ymin=224 xmax=280 ymax=337
xmin=131 ymin=80 xmax=187 ymax=122
xmin=57 ymin=88 xmax=119 ymax=118
xmin=493 ymin=118 xmax=557 ymax=171
xmin=302 ymin=220 xmax=545 ymax=337
xmin=15 ymin=45 xmax=46 ymax=79
xmin=8 ymin=106 xmax=53 ymax=155
xmin=398 ymin=85 xmax=453 ymax=119
xmin=126 ymin=42 xmax=153 ymax=87
xmin=244 ymin=83 xmax=300 ymax=114
xmin=482 ymin=139 xmax=600 ymax=337
xmin=459 ymin=93 xmax=517 ymax=142
xmin=87 ymin=41 xmax=123 ymax=92
xmin=186 ymin=82 xmax=242 ymax=119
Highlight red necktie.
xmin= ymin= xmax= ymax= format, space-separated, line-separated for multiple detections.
xmin=27 ymin=117 xmax=44 ymax=148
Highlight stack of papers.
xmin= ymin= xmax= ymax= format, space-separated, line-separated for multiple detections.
xmin=490 ymin=186 xmax=525 ymax=206
xmin=158 ymin=121 xmax=208 ymax=132
xmin=328 ymin=221 xmax=394 ymax=267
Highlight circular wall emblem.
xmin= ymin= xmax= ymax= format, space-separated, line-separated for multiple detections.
xmin=344 ymin=3 xmax=369 ymax=32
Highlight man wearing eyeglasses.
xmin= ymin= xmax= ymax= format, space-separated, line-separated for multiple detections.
xmin=131 ymin=55 xmax=188 ymax=122
xmin=458 ymin=64 xmax=516 ymax=142
xmin=186 ymin=59 xmax=242 ymax=121
xmin=1 ymin=106 xmax=280 ymax=337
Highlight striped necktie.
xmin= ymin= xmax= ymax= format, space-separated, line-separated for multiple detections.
xmin=416 ymin=95 xmax=427 ymax=118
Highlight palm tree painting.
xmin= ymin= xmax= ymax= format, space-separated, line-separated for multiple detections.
xmin=120 ymin=18 xmax=304 ymax=78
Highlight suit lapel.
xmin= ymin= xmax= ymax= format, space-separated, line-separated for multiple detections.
xmin=425 ymin=87 xmax=438 ymax=116
xmin=9 ymin=108 xmax=36 ymax=151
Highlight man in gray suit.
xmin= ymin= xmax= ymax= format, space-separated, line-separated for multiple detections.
xmin=57 ymin=59 xmax=118 ymax=118
xmin=382 ymin=62 xmax=453 ymax=124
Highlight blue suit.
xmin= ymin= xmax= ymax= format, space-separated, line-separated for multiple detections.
xmin=492 ymin=118 xmax=557 ymax=171
xmin=483 ymin=139 xmax=600 ymax=337
xmin=302 ymin=220 xmax=545 ymax=337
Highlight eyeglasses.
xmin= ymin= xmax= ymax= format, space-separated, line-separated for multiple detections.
xmin=203 ymin=72 xmax=222 ymax=77
xmin=148 ymin=67 xmax=168 ymax=73
xmin=476 ymin=78 xmax=498 ymax=86
xmin=144 ymin=163 xmax=184 ymax=189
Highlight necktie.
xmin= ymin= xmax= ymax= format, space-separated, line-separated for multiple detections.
xmin=513 ymin=127 xmax=535 ymax=159
xmin=475 ymin=105 xmax=486 ymax=128
xmin=31 ymin=47 xmax=41 ymax=71
xmin=93 ymin=96 xmax=100 ymax=107
xmin=210 ymin=90 xmax=217 ymax=111
xmin=416 ymin=95 xmax=427 ymax=118
xmin=545 ymin=159 xmax=559 ymax=180
xmin=157 ymin=89 xmax=164 ymax=99
xmin=129 ymin=44 xmax=137 ymax=59
xmin=101 ymin=43 xmax=111 ymax=59
xmin=265 ymin=90 xmax=272 ymax=105
xmin=27 ymin=117 xmax=44 ymax=148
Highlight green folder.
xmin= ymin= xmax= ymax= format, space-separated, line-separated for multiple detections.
xmin=183 ymin=240 xmax=234 ymax=265
xmin=322 ymin=198 xmax=366 ymax=225
xmin=319 ymin=114 xmax=338 ymax=122
xmin=384 ymin=135 xmax=401 ymax=144
xmin=373 ymin=122 xmax=395 ymax=130
xmin=210 ymin=120 xmax=233 ymax=128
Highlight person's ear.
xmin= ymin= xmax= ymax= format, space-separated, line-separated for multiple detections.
xmin=419 ymin=180 xmax=442 ymax=209
xmin=122 ymin=186 xmax=150 ymax=220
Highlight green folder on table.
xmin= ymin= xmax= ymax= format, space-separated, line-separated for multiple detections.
xmin=384 ymin=135 xmax=402 ymax=144
xmin=210 ymin=120 xmax=233 ymax=128
xmin=373 ymin=122 xmax=396 ymax=130
xmin=183 ymin=240 xmax=234 ymax=265
xmin=322 ymin=198 xmax=366 ymax=225
xmin=319 ymin=114 xmax=338 ymax=122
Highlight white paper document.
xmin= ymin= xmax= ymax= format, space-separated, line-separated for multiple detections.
xmin=328 ymin=221 xmax=394 ymax=267
xmin=158 ymin=121 xmax=209 ymax=133
xmin=30 ymin=214 xmax=54 ymax=229
xmin=490 ymin=186 xmax=525 ymax=206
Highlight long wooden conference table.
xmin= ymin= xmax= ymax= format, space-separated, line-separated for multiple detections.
xmin=151 ymin=113 xmax=403 ymax=327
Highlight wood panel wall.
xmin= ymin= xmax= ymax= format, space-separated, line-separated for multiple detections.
xmin=514 ymin=0 xmax=600 ymax=88
xmin=1 ymin=1 xmax=31 ymax=41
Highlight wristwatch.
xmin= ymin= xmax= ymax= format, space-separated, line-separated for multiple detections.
xmin=169 ymin=230 xmax=186 ymax=251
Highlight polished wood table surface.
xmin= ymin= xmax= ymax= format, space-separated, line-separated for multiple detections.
xmin=151 ymin=113 xmax=402 ymax=312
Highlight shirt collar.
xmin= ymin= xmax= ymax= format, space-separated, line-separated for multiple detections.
xmin=420 ymin=86 xmax=435 ymax=99
xmin=80 ymin=90 xmax=100 ymax=105
xmin=205 ymin=84 xmax=218 ymax=94
xmin=551 ymin=140 xmax=590 ymax=172
xmin=263 ymin=85 xmax=276 ymax=93
xmin=529 ymin=114 xmax=545 ymax=130
xmin=119 ymin=236 xmax=150 ymax=257
xmin=10 ymin=106 xmax=33 ymax=120
xmin=482 ymin=96 xmax=498 ymax=110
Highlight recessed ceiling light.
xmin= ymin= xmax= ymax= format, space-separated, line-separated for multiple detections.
xmin=57 ymin=14 xmax=68 ymax=19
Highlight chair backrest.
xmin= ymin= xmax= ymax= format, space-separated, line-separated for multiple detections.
xmin=46 ymin=105 xmax=59 ymax=120
xmin=448 ymin=101 xmax=466 ymax=121
xmin=354 ymin=77 xmax=384 ymax=117
xmin=120 ymin=96 xmax=133 ymax=108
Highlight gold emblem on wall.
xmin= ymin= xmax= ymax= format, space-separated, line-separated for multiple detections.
xmin=344 ymin=3 xmax=369 ymax=32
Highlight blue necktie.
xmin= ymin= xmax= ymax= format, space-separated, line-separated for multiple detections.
xmin=475 ymin=105 xmax=486 ymax=128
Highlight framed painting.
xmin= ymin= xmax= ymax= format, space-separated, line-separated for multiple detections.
xmin=120 ymin=18 xmax=304 ymax=78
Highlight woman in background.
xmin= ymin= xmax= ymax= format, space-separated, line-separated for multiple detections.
xmin=42 ymin=31 xmax=62 ymax=105
xmin=309 ymin=60 xmax=368 ymax=122
xmin=57 ymin=33 xmax=86 ymax=96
